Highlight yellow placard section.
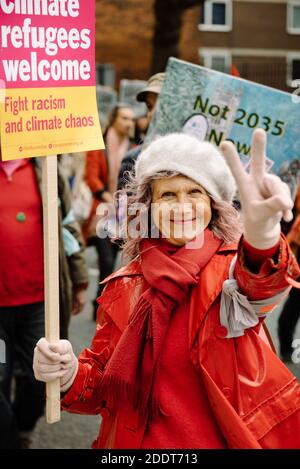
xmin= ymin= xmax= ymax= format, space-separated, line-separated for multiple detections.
xmin=0 ymin=86 xmax=104 ymax=160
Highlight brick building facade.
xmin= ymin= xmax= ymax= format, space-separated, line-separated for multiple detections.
xmin=95 ymin=0 xmax=202 ymax=86
xmin=95 ymin=0 xmax=300 ymax=92
xmin=197 ymin=0 xmax=300 ymax=91
xmin=95 ymin=0 xmax=154 ymax=85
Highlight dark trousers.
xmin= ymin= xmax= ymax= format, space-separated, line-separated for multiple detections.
xmin=278 ymin=287 xmax=300 ymax=356
xmin=91 ymin=237 xmax=118 ymax=319
xmin=94 ymin=237 xmax=118 ymax=294
xmin=0 ymin=302 xmax=45 ymax=449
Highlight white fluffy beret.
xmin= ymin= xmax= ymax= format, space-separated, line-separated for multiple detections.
xmin=135 ymin=133 xmax=236 ymax=202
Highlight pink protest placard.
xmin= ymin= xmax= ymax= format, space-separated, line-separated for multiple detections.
xmin=0 ymin=0 xmax=104 ymax=160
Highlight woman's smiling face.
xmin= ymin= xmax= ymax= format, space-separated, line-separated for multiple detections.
xmin=151 ymin=175 xmax=212 ymax=246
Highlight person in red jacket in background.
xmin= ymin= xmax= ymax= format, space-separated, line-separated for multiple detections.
xmin=34 ymin=130 xmax=300 ymax=449
xmin=0 ymin=144 xmax=88 ymax=449
xmin=83 ymin=104 xmax=135 ymax=319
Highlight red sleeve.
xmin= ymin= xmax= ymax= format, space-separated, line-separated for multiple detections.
xmin=234 ymin=234 xmax=300 ymax=301
xmin=61 ymin=310 xmax=114 ymax=415
xmin=242 ymin=239 xmax=280 ymax=273
xmin=85 ymin=150 xmax=106 ymax=194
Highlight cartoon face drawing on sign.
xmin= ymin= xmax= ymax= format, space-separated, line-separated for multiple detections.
xmin=182 ymin=113 xmax=209 ymax=142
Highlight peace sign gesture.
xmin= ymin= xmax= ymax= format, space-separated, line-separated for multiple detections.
xmin=220 ymin=129 xmax=293 ymax=249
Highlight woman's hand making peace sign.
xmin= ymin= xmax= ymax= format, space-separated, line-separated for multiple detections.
xmin=220 ymin=129 xmax=294 ymax=250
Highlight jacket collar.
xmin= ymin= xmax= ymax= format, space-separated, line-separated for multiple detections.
xmin=100 ymin=258 xmax=142 ymax=284
xmin=101 ymin=241 xmax=237 ymax=285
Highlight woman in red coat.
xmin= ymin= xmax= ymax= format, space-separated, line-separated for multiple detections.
xmin=33 ymin=130 xmax=300 ymax=448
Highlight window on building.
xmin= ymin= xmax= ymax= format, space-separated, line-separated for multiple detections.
xmin=96 ymin=63 xmax=115 ymax=87
xmin=287 ymin=55 xmax=300 ymax=85
xmin=199 ymin=0 xmax=232 ymax=32
xmin=200 ymin=49 xmax=232 ymax=73
xmin=287 ymin=0 xmax=300 ymax=34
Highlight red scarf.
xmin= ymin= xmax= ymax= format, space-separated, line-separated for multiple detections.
xmin=100 ymin=229 xmax=222 ymax=415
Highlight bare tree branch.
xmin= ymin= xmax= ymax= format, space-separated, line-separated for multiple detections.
xmin=152 ymin=0 xmax=204 ymax=73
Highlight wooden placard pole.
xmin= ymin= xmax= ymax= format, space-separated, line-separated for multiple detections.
xmin=41 ymin=155 xmax=61 ymax=424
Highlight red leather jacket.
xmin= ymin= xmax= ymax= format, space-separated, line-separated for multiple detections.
xmin=62 ymin=235 xmax=300 ymax=448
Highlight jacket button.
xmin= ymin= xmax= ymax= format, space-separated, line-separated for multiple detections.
xmin=16 ymin=212 xmax=26 ymax=223
xmin=215 ymin=325 xmax=228 ymax=338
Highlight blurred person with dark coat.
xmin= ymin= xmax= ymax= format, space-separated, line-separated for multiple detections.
xmin=118 ymin=73 xmax=165 ymax=190
xmin=278 ymin=184 xmax=300 ymax=362
xmin=133 ymin=111 xmax=149 ymax=145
